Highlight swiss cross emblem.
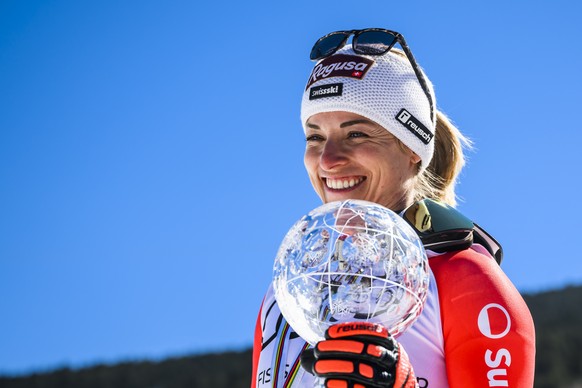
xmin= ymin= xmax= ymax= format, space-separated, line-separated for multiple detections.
xmin=352 ymin=71 xmax=363 ymax=77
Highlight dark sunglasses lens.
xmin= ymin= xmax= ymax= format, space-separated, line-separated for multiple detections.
xmin=354 ymin=31 xmax=396 ymax=55
xmin=310 ymin=33 xmax=348 ymax=60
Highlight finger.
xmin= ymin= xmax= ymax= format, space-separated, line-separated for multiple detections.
xmin=393 ymin=345 xmax=416 ymax=388
xmin=300 ymin=348 xmax=317 ymax=374
xmin=315 ymin=339 xmax=396 ymax=369
xmin=315 ymin=359 xmax=394 ymax=381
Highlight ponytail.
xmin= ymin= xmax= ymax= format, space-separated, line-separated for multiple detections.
xmin=413 ymin=110 xmax=472 ymax=207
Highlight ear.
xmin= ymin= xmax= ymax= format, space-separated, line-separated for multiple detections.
xmin=410 ymin=151 xmax=421 ymax=165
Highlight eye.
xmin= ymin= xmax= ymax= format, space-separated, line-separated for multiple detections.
xmin=348 ymin=131 xmax=368 ymax=138
xmin=306 ymin=134 xmax=324 ymax=142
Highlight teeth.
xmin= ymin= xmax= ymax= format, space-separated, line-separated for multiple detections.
xmin=326 ymin=177 xmax=362 ymax=190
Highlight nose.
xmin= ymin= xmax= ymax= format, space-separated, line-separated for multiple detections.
xmin=320 ymin=139 xmax=348 ymax=171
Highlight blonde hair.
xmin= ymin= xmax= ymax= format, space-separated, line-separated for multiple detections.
xmin=383 ymin=49 xmax=471 ymax=206
xmin=412 ymin=110 xmax=472 ymax=207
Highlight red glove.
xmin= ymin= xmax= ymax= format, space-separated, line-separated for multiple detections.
xmin=301 ymin=322 xmax=417 ymax=388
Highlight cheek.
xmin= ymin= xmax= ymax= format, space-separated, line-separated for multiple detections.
xmin=304 ymin=152 xmax=326 ymax=200
xmin=373 ymin=148 xmax=416 ymax=182
xmin=304 ymin=146 xmax=325 ymax=170
xmin=303 ymin=151 xmax=316 ymax=174
xmin=303 ymin=152 xmax=321 ymax=184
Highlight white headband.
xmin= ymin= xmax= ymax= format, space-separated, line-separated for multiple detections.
xmin=301 ymin=46 xmax=436 ymax=171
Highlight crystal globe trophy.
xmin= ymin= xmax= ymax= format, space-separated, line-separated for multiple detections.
xmin=273 ymin=199 xmax=430 ymax=350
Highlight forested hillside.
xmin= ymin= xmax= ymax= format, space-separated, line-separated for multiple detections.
xmin=0 ymin=351 xmax=252 ymax=388
xmin=1 ymin=285 xmax=581 ymax=388
xmin=524 ymin=285 xmax=582 ymax=388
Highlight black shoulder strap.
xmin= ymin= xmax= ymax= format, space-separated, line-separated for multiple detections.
xmin=473 ymin=222 xmax=503 ymax=264
xmin=403 ymin=199 xmax=503 ymax=265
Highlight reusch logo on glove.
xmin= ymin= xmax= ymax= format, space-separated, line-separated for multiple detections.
xmin=328 ymin=322 xmax=387 ymax=338
xmin=396 ymin=108 xmax=434 ymax=144
xmin=306 ymin=54 xmax=374 ymax=90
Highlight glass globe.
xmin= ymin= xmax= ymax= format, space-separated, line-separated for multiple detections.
xmin=273 ymin=200 xmax=429 ymax=345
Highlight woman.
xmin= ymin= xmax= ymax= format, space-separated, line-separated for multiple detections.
xmin=252 ymin=28 xmax=535 ymax=387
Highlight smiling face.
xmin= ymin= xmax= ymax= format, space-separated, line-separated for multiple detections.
xmin=304 ymin=111 xmax=421 ymax=211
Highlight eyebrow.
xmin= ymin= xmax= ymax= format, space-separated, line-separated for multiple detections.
xmin=306 ymin=119 xmax=376 ymax=130
xmin=340 ymin=119 xmax=375 ymax=128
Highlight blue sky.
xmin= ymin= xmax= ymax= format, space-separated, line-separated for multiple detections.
xmin=1 ymin=0 xmax=581 ymax=376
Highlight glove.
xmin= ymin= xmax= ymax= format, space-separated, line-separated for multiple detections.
xmin=301 ymin=322 xmax=417 ymax=388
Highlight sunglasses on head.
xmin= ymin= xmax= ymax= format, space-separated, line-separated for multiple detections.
xmin=310 ymin=28 xmax=435 ymax=122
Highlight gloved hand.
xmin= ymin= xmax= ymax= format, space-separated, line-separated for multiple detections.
xmin=300 ymin=322 xmax=417 ymax=388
